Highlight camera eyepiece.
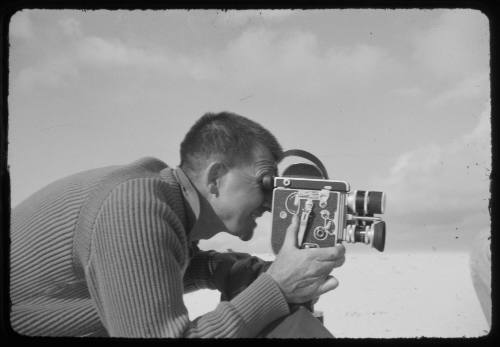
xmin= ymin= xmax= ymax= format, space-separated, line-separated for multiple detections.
xmin=261 ymin=175 xmax=274 ymax=191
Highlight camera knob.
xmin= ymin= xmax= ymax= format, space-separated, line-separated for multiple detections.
xmin=313 ymin=226 xmax=328 ymax=240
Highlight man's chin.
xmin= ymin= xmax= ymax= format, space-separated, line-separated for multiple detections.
xmin=239 ymin=229 xmax=254 ymax=241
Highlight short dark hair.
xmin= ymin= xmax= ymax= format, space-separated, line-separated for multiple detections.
xmin=180 ymin=112 xmax=283 ymax=175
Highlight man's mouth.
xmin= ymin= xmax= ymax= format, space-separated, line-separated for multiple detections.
xmin=240 ymin=213 xmax=262 ymax=241
xmin=251 ymin=210 xmax=264 ymax=221
xmin=250 ymin=214 xmax=259 ymax=225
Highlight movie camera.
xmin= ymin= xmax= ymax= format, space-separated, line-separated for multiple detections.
xmin=263 ymin=150 xmax=387 ymax=253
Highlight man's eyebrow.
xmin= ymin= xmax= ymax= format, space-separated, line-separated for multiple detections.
xmin=253 ymin=160 xmax=277 ymax=186
xmin=254 ymin=160 xmax=276 ymax=175
xmin=254 ymin=159 xmax=277 ymax=169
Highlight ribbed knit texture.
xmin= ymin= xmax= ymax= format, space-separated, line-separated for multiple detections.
xmin=10 ymin=157 xmax=289 ymax=337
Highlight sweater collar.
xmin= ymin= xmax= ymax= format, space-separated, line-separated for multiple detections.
xmin=173 ymin=167 xmax=226 ymax=242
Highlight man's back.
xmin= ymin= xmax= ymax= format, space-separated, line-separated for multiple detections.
xmin=10 ymin=158 xmax=168 ymax=336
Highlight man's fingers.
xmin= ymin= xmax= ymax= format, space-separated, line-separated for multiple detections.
xmin=316 ymin=275 xmax=339 ymax=296
xmin=282 ymin=214 xmax=299 ymax=249
xmin=307 ymin=244 xmax=346 ymax=262
xmin=333 ymin=255 xmax=345 ymax=268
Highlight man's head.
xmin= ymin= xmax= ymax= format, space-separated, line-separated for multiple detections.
xmin=180 ymin=112 xmax=283 ymax=240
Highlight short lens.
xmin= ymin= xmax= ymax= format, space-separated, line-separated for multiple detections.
xmin=372 ymin=221 xmax=386 ymax=252
xmin=353 ymin=226 xmax=366 ymax=243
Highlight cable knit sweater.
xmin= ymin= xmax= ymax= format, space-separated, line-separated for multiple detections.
xmin=10 ymin=157 xmax=289 ymax=337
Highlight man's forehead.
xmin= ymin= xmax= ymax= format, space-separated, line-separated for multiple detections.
xmin=250 ymin=149 xmax=277 ymax=177
xmin=234 ymin=147 xmax=276 ymax=176
xmin=252 ymin=145 xmax=276 ymax=161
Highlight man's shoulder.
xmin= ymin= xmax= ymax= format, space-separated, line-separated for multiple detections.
xmin=76 ymin=157 xmax=176 ymax=222
xmin=126 ymin=157 xmax=168 ymax=173
xmin=93 ymin=157 xmax=172 ymax=194
xmin=55 ymin=157 xmax=168 ymax=182
xmin=86 ymin=157 xmax=169 ymax=183
xmin=13 ymin=157 xmax=172 ymax=212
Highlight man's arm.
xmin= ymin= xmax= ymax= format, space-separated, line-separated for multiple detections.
xmin=210 ymin=251 xmax=272 ymax=301
xmin=182 ymin=245 xmax=216 ymax=293
xmin=183 ymin=243 xmax=273 ymax=300
xmin=86 ymin=178 xmax=289 ymax=337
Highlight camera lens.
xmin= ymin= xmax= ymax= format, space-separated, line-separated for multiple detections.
xmin=371 ymin=221 xmax=386 ymax=252
xmin=346 ymin=190 xmax=362 ymax=214
xmin=347 ymin=190 xmax=386 ymax=215
xmin=353 ymin=226 xmax=366 ymax=243
xmin=367 ymin=191 xmax=386 ymax=214
xmin=355 ymin=190 xmax=366 ymax=214
xmin=351 ymin=222 xmax=385 ymax=252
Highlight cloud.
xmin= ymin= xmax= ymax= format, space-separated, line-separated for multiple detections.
xmin=13 ymin=20 xmax=397 ymax=98
xmin=388 ymin=87 xmax=423 ymax=98
xmin=377 ymin=103 xmax=491 ymax=228
xmin=428 ymin=72 xmax=489 ymax=107
xmin=214 ymin=9 xmax=296 ymax=27
xmin=218 ymin=26 xmax=394 ymax=96
xmin=412 ymin=10 xmax=489 ymax=81
xmin=9 ymin=10 xmax=34 ymax=40
xmin=325 ymin=44 xmax=389 ymax=82
xmin=13 ymin=36 xmax=175 ymax=91
xmin=74 ymin=35 xmax=228 ymax=82
xmin=14 ymin=56 xmax=79 ymax=91
xmin=58 ymin=17 xmax=83 ymax=38
xmin=75 ymin=36 xmax=169 ymax=69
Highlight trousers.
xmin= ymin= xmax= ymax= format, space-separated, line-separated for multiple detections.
xmin=258 ymin=306 xmax=334 ymax=338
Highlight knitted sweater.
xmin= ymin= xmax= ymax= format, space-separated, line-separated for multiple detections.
xmin=10 ymin=157 xmax=289 ymax=337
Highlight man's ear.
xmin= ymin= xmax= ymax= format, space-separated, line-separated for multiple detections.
xmin=205 ymin=162 xmax=228 ymax=197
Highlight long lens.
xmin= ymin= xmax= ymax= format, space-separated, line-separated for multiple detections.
xmin=368 ymin=191 xmax=386 ymax=214
xmin=347 ymin=190 xmax=386 ymax=215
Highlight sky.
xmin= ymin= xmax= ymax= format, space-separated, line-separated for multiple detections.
xmin=8 ymin=9 xmax=490 ymax=254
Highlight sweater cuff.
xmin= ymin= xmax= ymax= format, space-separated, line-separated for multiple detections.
xmin=230 ymin=272 xmax=290 ymax=337
xmin=183 ymin=250 xmax=217 ymax=292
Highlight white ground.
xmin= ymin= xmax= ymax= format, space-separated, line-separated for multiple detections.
xmin=183 ymin=251 xmax=490 ymax=338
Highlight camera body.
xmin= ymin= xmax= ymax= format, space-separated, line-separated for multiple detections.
xmin=270 ymin=176 xmax=386 ymax=254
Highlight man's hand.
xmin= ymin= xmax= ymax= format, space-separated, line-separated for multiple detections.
xmin=266 ymin=214 xmax=345 ymax=304
xmin=210 ymin=251 xmax=272 ymax=301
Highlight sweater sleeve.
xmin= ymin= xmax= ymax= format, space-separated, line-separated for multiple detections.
xmin=86 ymin=178 xmax=289 ymax=338
xmin=183 ymin=246 xmax=217 ymax=293
xmin=183 ymin=248 xmax=273 ymax=297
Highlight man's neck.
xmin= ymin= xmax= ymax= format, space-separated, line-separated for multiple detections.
xmin=174 ymin=167 xmax=226 ymax=241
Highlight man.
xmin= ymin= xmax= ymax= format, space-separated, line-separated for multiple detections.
xmin=10 ymin=112 xmax=345 ymax=337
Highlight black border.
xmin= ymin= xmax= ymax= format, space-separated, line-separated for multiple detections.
xmin=0 ymin=0 xmax=497 ymax=345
